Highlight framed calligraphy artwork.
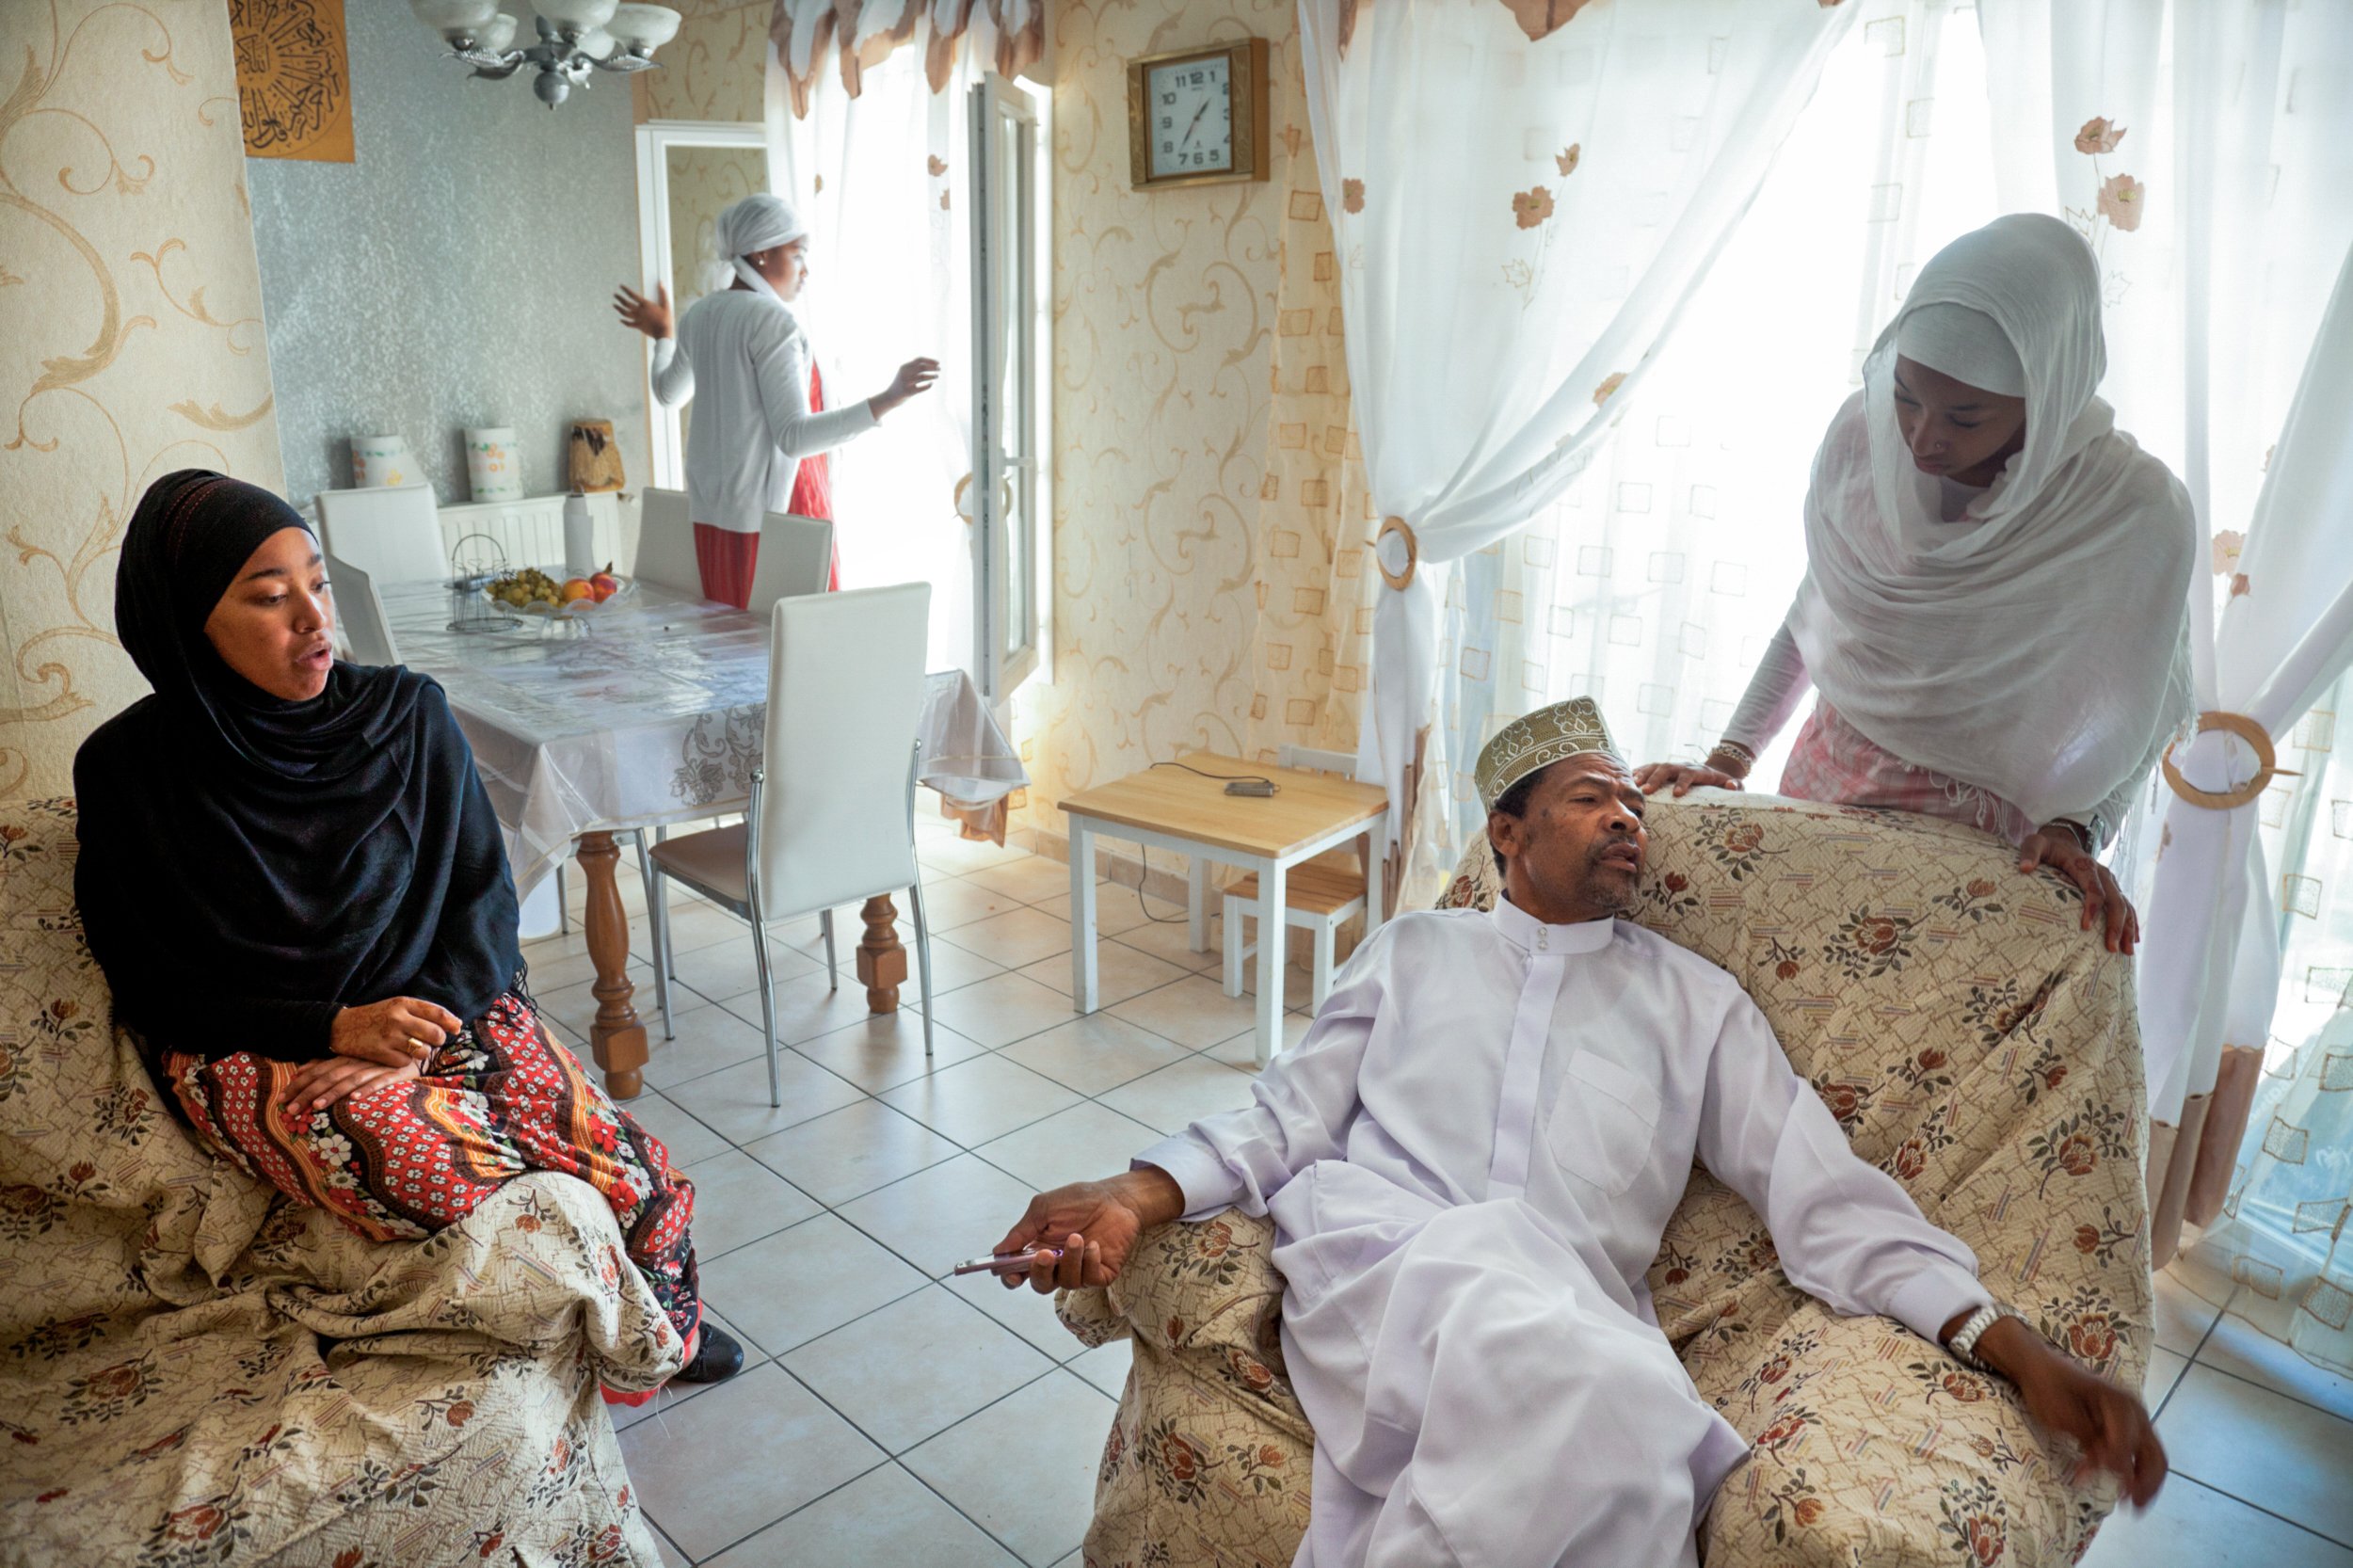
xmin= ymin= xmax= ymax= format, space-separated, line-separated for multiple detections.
xmin=230 ymin=0 xmax=355 ymax=164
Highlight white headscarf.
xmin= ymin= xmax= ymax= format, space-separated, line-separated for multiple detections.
xmin=1786 ymin=214 xmax=2195 ymax=828
xmin=714 ymin=193 xmax=808 ymax=304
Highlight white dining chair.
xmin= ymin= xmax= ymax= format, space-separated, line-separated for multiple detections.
xmin=1223 ymin=745 xmax=1373 ymax=1010
xmin=743 ymin=511 xmax=836 ymax=621
xmin=317 ymin=485 xmax=447 ymax=584
xmin=645 ymin=583 xmax=936 ymax=1105
xmin=633 ymin=486 xmax=701 ymax=598
xmin=324 ymin=552 xmax=400 ymax=666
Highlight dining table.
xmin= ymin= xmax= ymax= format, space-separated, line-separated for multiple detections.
xmin=377 ymin=574 xmax=1026 ymax=1100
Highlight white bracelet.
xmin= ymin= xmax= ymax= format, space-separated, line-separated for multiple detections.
xmin=1946 ymin=1302 xmax=2015 ymax=1372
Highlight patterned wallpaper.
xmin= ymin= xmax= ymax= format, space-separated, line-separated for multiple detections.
xmin=633 ymin=0 xmax=773 ymax=124
xmin=247 ymin=0 xmax=649 ymax=508
xmin=0 ymin=0 xmax=287 ymax=797
xmin=1016 ymin=0 xmax=1368 ymax=847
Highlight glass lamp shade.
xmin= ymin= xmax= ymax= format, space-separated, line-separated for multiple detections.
xmin=606 ymin=4 xmax=681 ymax=52
xmin=479 ymin=11 xmax=519 ymax=50
xmin=533 ymin=0 xmax=619 ymax=30
xmin=575 ymin=25 xmax=616 ymax=59
xmin=411 ymin=0 xmax=497 ymax=32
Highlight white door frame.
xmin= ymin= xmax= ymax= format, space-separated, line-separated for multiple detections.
xmin=633 ymin=120 xmax=770 ymax=490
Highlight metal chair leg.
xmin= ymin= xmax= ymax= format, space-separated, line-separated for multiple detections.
xmin=749 ymin=903 xmax=780 ymax=1109
xmin=557 ymin=864 xmax=569 ymax=936
xmin=630 ymin=829 xmax=673 ymax=1041
xmin=907 ymin=879 xmax=935 ymax=1060
xmin=820 ymin=908 xmax=839 ymax=992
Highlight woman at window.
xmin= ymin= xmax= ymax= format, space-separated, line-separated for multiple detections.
xmin=72 ymin=471 xmax=743 ymax=1401
xmin=1636 ymin=215 xmax=2195 ymax=955
xmin=615 ymin=192 xmax=936 ymax=606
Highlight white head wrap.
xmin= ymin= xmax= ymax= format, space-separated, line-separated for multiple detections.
xmin=1896 ymin=302 xmax=2026 ymax=398
xmin=1785 ymin=214 xmax=2195 ymax=827
xmin=714 ymin=193 xmax=808 ymax=303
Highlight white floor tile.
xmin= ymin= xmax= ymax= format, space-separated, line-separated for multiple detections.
xmin=925 ymin=972 xmax=1082 ymax=1050
xmin=1066 ymin=1337 xmax=1133 ymax=1399
xmin=679 ymin=1148 xmax=824 ymax=1258
xmin=1031 ymin=888 xmax=1160 ymax=936
xmin=1202 ymin=1013 xmax=1315 ymax=1065
xmin=906 ymin=936 xmax=1004 ymax=996
xmin=917 ymin=876 xmax=1031 ymax=934
xmin=661 ymin=1048 xmax=869 ymax=1145
xmin=1107 ymin=973 xmax=1261 ymax=1050
xmin=936 ymin=907 xmax=1074 ymax=970
xmin=1016 ymin=942 xmax=1193 ymax=1008
xmin=942 ymin=1266 xmax=1090 ymax=1361
xmin=836 ymin=1155 xmax=1040 ymax=1278
xmin=2196 ymin=1307 xmax=2353 ymax=1424
xmin=918 ymin=835 xmax=1034 ymax=878
xmin=902 ymin=1369 xmax=1117 ymax=1568
xmin=636 ymin=1003 xmax=774 ymax=1093
xmin=1096 ymin=1054 xmax=1260 ymax=1135
xmin=744 ymin=1098 xmax=962 ymax=1208
xmin=696 ymin=1212 xmax=930 ymax=1354
xmin=790 ymin=1012 xmax=989 ymax=1094
xmin=995 ymin=1013 xmax=1198 ymax=1096
xmin=705 ymin=1463 xmax=1022 ymax=1568
xmin=961 ymin=856 xmax=1094 ymax=906
xmin=782 ymin=1285 xmax=1057 ymax=1453
xmin=533 ymin=968 xmax=652 ymax=1041
xmin=721 ymin=968 xmax=913 ymax=1050
xmin=620 ymin=1089 xmax=731 ymax=1168
xmin=2154 ymin=1270 xmax=2229 ymax=1357
xmin=2079 ymin=1474 xmax=2353 ymax=1568
xmin=619 ymin=1362 xmax=886 ymax=1562
xmin=2158 ymin=1364 xmax=2353 ymax=1544
xmin=879 ymin=1053 xmax=1084 ymax=1147
xmin=974 ymin=1101 xmax=1164 ymax=1195
xmin=650 ymin=1521 xmax=692 ymax=1568
xmin=1104 ymin=912 xmax=1224 ymax=970
xmin=666 ymin=933 xmax=821 ymax=1003
xmin=610 ymin=1305 xmax=769 ymax=1434
xmin=2144 ymin=1345 xmax=2191 ymax=1412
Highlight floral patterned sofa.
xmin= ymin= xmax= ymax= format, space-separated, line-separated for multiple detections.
xmin=0 ymin=799 xmax=680 ymax=1567
xmin=1057 ymin=792 xmax=2154 ymax=1567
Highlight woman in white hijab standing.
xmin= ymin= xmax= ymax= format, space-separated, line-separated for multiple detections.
xmin=615 ymin=192 xmax=937 ymax=607
xmin=1636 ymin=215 xmax=2195 ymax=955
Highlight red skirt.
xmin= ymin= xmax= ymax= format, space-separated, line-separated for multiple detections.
xmin=164 ymin=993 xmax=699 ymax=1347
xmin=691 ymin=361 xmax=841 ymax=608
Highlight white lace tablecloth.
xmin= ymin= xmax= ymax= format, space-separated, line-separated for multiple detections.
xmin=380 ymin=579 xmax=1025 ymax=895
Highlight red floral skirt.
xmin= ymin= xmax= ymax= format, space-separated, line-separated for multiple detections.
xmin=163 ymin=993 xmax=698 ymax=1345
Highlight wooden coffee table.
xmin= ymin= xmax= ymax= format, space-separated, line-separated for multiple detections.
xmin=1062 ymin=752 xmax=1389 ymax=1065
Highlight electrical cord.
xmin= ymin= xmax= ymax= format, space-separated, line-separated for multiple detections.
xmin=1117 ymin=760 xmax=1281 ymax=923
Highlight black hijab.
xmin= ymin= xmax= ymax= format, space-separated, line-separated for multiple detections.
xmin=74 ymin=471 xmax=524 ymax=1068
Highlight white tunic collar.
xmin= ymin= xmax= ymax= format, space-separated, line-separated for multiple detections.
xmin=1489 ymin=895 xmax=1619 ymax=955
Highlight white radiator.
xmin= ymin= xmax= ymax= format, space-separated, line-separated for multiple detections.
xmin=438 ymin=491 xmax=623 ymax=575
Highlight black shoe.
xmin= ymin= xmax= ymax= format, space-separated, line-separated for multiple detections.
xmin=675 ymin=1321 xmax=744 ymax=1384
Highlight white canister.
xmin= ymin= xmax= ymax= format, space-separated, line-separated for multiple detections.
xmin=465 ymin=426 xmax=525 ymax=503
xmin=562 ymin=493 xmax=596 ymax=577
xmin=349 ymin=434 xmax=414 ymax=488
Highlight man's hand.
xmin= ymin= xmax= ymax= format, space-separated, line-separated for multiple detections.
xmin=870 ymin=357 xmax=940 ymax=420
xmin=992 ymin=1168 xmax=1186 ymax=1296
xmin=2019 ymin=824 xmax=2137 ymax=955
xmin=280 ymin=1054 xmax=424 ymax=1117
xmin=613 ymin=281 xmax=674 ymax=341
xmin=1960 ymin=1314 xmax=2167 ymax=1507
xmin=331 ymin=997 xmax=461 ymax=1069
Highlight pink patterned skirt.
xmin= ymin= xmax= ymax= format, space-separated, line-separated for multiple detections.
xmin=1777 ymin=699 xmax=2037 ymax=845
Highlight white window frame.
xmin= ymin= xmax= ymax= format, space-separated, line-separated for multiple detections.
xmin=632 ymin=120 xmax=770 ymax=490
xmin=968 ymin=75 xmax=1052 ymax=703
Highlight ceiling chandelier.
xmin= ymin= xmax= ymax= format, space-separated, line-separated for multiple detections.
xmin=408 ymin=2 xmax=682 ymax=108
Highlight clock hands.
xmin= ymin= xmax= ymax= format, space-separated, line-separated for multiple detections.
xmin=1177 ymin=95 xmax=1213 ymax=151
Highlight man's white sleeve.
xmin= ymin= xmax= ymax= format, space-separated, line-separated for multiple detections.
xmin=1695 ymin=989 xmax=1993 ymax=1346
xmin=1132 ymin=936 xmax=1385 ymax=1223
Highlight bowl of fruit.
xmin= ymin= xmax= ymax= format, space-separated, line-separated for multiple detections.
xmin=485 ymin=564 xmax=631 ymax=616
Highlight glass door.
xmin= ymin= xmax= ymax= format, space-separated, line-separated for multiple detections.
xmin=968 ymin=76 xmax=1044 ymax=702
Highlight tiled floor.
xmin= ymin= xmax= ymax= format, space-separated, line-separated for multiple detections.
xmin=534 ymin=825 xmax=2353 ymax=1567
xmin=532 ymin=818 xmax=1294 ymax=1566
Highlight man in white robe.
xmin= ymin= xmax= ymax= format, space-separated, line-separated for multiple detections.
xmin=995 ymin=698 xmax=2164 ymax=1567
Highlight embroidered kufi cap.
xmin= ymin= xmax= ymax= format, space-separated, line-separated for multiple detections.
xmin=1474 ymin=697 xmax=1620 ymax=814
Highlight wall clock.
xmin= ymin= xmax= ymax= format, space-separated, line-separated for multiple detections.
xmin=1128 ymin=39 xmax=1271 ymax=191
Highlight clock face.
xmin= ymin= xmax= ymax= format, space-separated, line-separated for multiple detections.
xmin=1148 ymin=56 xmax=1233 ymax=179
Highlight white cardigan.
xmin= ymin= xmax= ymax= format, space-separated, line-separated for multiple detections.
xmin=651 ymin=290 xmax=875 ymax=536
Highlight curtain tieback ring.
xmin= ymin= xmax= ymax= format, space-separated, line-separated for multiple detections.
xmin=2159 ymin=711 xmax=2302 ymax=809
xmin=1376 ymin=516 xmax=1418 ymax=591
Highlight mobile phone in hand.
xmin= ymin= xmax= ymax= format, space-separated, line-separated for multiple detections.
xmin=951 ymin=1245 xmax=1064 ymax=1277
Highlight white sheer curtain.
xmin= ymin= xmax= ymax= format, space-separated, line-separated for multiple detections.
xmin=1296 ymin=0 xmax=1853 ymax=893
xmin=765 ymin=36 xmax=981 ymax=677
xmin=1433 ymin=0 xmax=1997 ymax=865
xmin=1977 ymin=0 xmax=2353 ymax=1270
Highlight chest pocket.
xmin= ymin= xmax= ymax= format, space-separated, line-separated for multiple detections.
xmin=1545 ymin=1050 xmax=1663 ymax=1197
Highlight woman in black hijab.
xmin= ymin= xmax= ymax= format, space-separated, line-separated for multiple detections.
xmin=74 ymin=470 xmax=741 ymax=1395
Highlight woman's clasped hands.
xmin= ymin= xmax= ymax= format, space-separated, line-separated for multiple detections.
xmin=280 ymin=997 xmax=463 ymax=1114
